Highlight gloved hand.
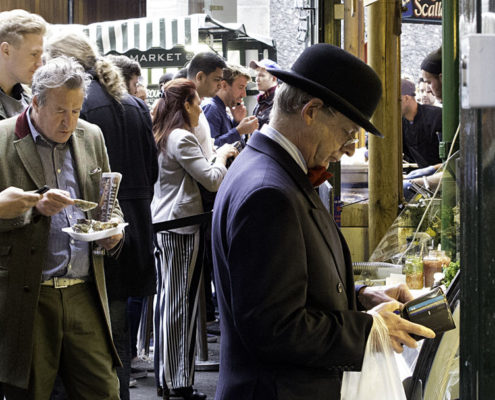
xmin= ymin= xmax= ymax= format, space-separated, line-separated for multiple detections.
xmin=404 ymin=165 xmax=437 ymax=180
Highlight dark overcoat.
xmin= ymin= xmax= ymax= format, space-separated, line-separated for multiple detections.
xmin=0 ymin=111 xmax=123 ymax=389
xmin=80 ymin=80 xmax=158 ymax=299
xmin=211 ymin=131 xmax=374 ymax=400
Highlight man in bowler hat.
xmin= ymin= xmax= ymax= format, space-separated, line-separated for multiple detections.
xmin=211 ymin=44 xmax=435 ymax=400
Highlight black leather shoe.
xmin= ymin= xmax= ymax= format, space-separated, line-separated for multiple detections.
xmin=157 ymin=386 xmax=170 ymax=400
xmin=170 ymin=386 xmax=207 ymax=400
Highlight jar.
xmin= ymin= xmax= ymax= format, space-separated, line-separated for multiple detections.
xmin=423 ymin=251 xmax=443 ymax=287
xmin=404 ymin=255 xmax=424 ymax=289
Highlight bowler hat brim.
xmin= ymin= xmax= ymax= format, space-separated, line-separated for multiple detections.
xmin=268 ymin=68 xmax=384 ymax=138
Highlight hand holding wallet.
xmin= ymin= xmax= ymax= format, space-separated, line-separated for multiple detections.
xmin=400 ymin=287 xmax=456 ymax=340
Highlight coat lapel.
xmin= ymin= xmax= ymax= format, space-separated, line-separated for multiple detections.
xmin=248 ymin=132 xmax=350 ymax=291
xmin=70 ymin=127 xmax=88 ymax=200
xmin=13 ymin=109 xmax=45 ymax=188
xmin=310 ymin=208 xmax=348 ymax=289
xmin=14 ymin=135 xmax=45 ymax=189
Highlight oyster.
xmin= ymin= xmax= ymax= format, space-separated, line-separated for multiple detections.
xmin=73 ymin=199 xmax=98 ymax=212
xmin=72 ymin=219 xmax=119 ymax=233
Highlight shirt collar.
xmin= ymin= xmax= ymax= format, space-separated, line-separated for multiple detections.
xmin=258 ymin=85 xmax=276 ymax=101
xmin=0 ymin=83 xmax=24 ymax=100
xmin=259 ymin=124 xmax=308 ymax=174
xmin=27 ymin=106 xmax=43 ymax=143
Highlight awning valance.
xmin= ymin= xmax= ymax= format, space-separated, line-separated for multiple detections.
xmin=83 ymin=14 xmax=205 ymax=54
xmin=82 ymin=14 xmax=276 ymax=61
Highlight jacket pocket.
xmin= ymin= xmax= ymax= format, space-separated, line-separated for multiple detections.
xmin=89 ymin=167 xmax=102 ymax=183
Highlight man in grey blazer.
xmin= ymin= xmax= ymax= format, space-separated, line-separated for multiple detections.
xmin=212 ymin=44 xmax=435 ymax=400
xmin=0 ymin=57 xmax=124 ymax=399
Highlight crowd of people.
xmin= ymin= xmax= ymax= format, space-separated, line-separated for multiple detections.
xmin=0 ymin=8 xmax=438 ymax=400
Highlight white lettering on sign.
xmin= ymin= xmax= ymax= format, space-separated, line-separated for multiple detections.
xmin=165 ymin=53 xmax=182 ymax=61
xmin=135 ymin=53 xmax=179 ymax=63
xmin=413 ymin=0 xmax=442 ymax=18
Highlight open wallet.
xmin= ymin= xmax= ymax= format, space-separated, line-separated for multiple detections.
xmin=401 ymin=286 xmax=456 ymax=340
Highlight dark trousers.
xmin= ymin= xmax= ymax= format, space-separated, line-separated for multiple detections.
xmin=127 ymin=296 xmax=144 ymax=360
xmin=109 ymin=298 xmax=131 ymax=400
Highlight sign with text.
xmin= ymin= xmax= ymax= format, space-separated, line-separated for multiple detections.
xmin=107 ymin=46 xmax=194 ymax=68
xmin=402 ymin=0 xmax=442 ymax=24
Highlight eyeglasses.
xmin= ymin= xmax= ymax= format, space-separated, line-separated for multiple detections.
xmin=342 ymin=135 xmax=359 ymax=147
xmin=322 ymin=106 xmax=359 ymax=147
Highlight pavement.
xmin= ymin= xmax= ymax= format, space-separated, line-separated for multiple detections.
xmin=130 ymin=336 xmax=220 ymax=400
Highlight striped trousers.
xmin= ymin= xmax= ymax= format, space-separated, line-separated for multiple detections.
xmin=154 ymin=230 xmax=202 ymax=390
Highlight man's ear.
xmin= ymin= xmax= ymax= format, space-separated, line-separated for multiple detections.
xmin=32 ymin=95 xmax=39 ymax=111
xmin=196 ymin=71 xmax=205 ymax=83
xmin=438 ymin=73 xmax=442 ymax=83
xmin=301 ymin=98 xmax=323 ymax=126
xmin=0 ymin=42 xmax=10 ymax=57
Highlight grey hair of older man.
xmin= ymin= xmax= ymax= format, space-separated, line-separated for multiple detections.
xmin=270 ymin=82 xmax=337 ymax=121
xmin=31 ymin=56 xmax=91 ymax=106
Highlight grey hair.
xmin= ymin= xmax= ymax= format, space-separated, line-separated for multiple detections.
xmin=270 ymin=82 xmax=336 ymax=120
xmin=31 ymin=56 xmax=91 ymax=106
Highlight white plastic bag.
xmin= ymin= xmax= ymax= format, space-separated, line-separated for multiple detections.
xmin=340 ymin=312 xmax=407 ymax=400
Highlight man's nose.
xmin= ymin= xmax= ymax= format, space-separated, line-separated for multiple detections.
xmin=35 ymin=55 xmax=43 ymax=68
xmin=62 ymin=113 xmax=71 ymax=127
xmin=343 ymin=143 xmax=356 ymax=157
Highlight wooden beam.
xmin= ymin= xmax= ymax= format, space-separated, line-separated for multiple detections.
xmin=367 ymin=0 xmax=402 ymax=254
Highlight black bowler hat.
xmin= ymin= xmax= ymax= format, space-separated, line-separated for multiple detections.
xmin=267 ymin=43 xmax=383 ymax=137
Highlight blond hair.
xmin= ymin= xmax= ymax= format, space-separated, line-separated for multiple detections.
xmin=222 ymin=64 xmax=251 ymax=86
xmin=0 ymin=9 xmax=46 ymax=47
xmin=44 ymin=31 xmax=126 ymax=102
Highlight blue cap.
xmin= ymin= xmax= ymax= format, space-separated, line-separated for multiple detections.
xmin=249 ymin=59 xmax=281 ymax=71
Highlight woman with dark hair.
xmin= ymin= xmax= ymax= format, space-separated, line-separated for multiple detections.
xmin=152 ymin=79 xmax=237 ymax=400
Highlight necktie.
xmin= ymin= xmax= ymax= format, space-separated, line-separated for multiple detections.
xmin=307 ymin=166 xmax=332 ymax=187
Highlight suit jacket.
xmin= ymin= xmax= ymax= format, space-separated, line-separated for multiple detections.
xmin=211 ymin=131 xmax=373 ymax=400
xmin=151 ymin=128 xmax=227 ymax=235
xmin=0 ymin=110 xmax=123 ymax=389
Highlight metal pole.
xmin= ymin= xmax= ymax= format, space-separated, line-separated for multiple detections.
xmin=440 ymin=0 xmax=459 ymax=258
xmin=68 ymin=0 xmax=74 ymax=24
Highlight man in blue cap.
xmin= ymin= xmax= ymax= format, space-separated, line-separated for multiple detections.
xmin=211 ymin=44 xmax=435 ymax=400
xmin=249 ymin=59 xmax=281 ymax=129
